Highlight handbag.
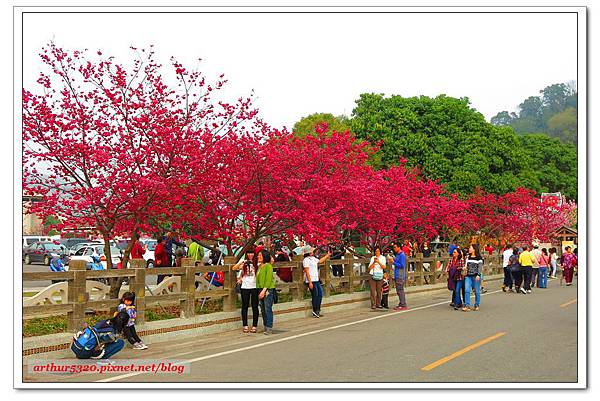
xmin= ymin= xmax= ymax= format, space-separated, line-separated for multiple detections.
xmin=234 ymin=282 xmax=242 ymax=294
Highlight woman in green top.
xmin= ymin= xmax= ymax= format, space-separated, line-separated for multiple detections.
xmin=256 ymin=249 xmax=276 ymax=335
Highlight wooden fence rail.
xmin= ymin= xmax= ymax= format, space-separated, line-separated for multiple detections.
xmin=23 ymin=254 xmax=504 ymax=329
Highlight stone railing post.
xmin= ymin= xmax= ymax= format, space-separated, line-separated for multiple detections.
xmin=292 ymin=255 xmax=305 ymax=301
xmin=223 ymin=256 xmax=237 ymax=312
xmin=180 ymin=257 xmax=196 ymax=318
xmin=429 ymin=255 xmax=437 ymax=284
xmin=129 ymin=259 xmax=147 ymax=324
xmin=67 ymin=260 xmax=87 ymax=331
xmin=415 ymin=254 xmax=424 ymax=286
xmin=346 ymin=253 xmax=355 ymax=294
xmin=321 ymin=260 xmax=331 ymax=298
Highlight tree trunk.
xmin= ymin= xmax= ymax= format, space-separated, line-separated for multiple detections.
xmin=100 ymin=230 xmax=121 ymax=300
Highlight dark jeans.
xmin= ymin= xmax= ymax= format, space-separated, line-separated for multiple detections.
xmin=394 ymin=277 xmax=407 ymax=307
xmin=381 ymin=293 xmax=389 ymax=308
xmin=531 ymin=268 xmax=539 ymax=288
xmin=241 ymin=288 xmax=260 ymax=327
xmin=503 ymin=266 xmax=513 ymax=289
xmin=523 ymin=266 xmax=533 ymax=290
xmin=454 ymin=280 xmax=464 ymax=306
xmin=71 ymin=340 xmax=125 ymax=359
xmin=123 ymin=325 xmax=142 ymax=345
xmin=309 ymin=281 xmax=324 ymax=312
xmin=512 ymin=269 xmax=524 ymax=289
xmin=259 ymin=289 xmax=275 ymax=329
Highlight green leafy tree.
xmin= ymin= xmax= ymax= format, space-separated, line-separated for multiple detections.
xmin=293 ymin=113 xmax=350 ymax=137
xmin=350 ymin=93 xmax=536 ymax=195
xmin=518 ymin=134 xmax=577 ymax=200
xmin=547 ymin=107 xmax=578 ymax=145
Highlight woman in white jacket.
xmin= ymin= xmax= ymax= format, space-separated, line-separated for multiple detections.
xmin=368 ymin=246 xmax=386 ymax=309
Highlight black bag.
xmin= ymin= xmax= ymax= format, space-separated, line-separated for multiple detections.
xmin=509 ymin=255 xmax=521 ymax=273
xmin=234 ymin=282 xmax=242 ymax=294
xmin=272 ymin=289 xmax=279 ymax=304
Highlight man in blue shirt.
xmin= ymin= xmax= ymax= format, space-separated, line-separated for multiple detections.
xmin=391 ymin=243 xmax=408 ymax=310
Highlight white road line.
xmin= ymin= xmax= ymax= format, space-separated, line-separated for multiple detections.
xmin=96 ymin=289 xmax=502 ymax=383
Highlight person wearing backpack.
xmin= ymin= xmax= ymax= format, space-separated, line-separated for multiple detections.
xmin=70 ymin=311 xmax=128 ymax=360
xmin=368 ymin=246 xmax=386 ymax=310
xmin=509 ymin=248 xmax=523 ymax=293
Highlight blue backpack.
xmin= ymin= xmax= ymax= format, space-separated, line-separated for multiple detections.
xmin=74 ymin=321 xmax=116 ymax=350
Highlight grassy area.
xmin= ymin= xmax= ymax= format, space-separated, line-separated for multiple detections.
xmin=23 ymin=288 xmax=371 ymax=337
xmin=23 ymin=292 xmax=38 ymax=298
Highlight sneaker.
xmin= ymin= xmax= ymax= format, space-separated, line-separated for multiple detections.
xmin=502 ymin=286 xmax=507 ymax=292
xmin=312 ymin=311 xmax=319 ymax=318
xmin=133 ymin=342 xmax=145 ymax=350
xmin=264 ymin=328 xmax=272 ymax=335
xmin=473 ymin=306 xmax=480 ymax=311
xmin=317 ymin=311 xmax=324 ymax=317
xmin=461 ymin=306 xmax=471 ymax=312
xmin=95 ymin=359 xmax=114 ymax=366
xmin=481 ymin=288 xmax=488 ymax=294
xmin=139 ymin=341 xmax=148 ymax=350
xmin=520 ymin=287 xmax=527 ymax=294
xmin=527 ymin=290 xmax=532 ymax=294
xmin=396 ymin=306 xmax=407 ymax=311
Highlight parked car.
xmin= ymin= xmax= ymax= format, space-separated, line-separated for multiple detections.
xmin=68 ymin=241 xmax=102 ymax=256
xmin=59 ymin=237 xmax=92 ymax=250
xmin=23 ymin=241 xmax=65 ymax=265
xmin=69 ymin=244 xmax=121 ymax=269
xmin=22 ymin=236 xmax=53 ymax=249
xmin=141 ymin=239 xmax=157 ymax=268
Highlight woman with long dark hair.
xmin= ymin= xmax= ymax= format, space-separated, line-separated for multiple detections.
xmin=303 ymin=246 xmax=332 ymax=318
xmin=256 ymin=249 xmax=276 ymax=334
xmin=537 ymin=248 xmax=551 ymax=289
xmin=446 ymin=248 xmax=465 ymax=310
xmin=509 ymin=247 xmax=523 ymax=293
xmin=462 ymin=244 xmax=484 ymax=311
xmin=232 ymin=249 xmax=259 ymax=333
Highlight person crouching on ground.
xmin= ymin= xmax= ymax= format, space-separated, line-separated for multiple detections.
xmin=118 ymin=291 xmax=147 ymax=349
xmin=462 ymin=244 xmax=484 ymax=312
xmin=71 ymin=311 xmax=129 ymax=360
xmin=303 ymin=246 xmax=332 ymax=318
xmin=256 ymin=249 xmax=276 ymax=334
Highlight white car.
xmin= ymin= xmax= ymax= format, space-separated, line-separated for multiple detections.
xmin=69 ymin=244 xmax=121 ymax=269
xmin=68 ymin=241 xmax=102 ymax=256
xmin=141 ymin=239 xmax=157 ymax=268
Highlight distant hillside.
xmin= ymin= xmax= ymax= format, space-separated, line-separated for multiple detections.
xmin=490 ymin=82 xmax=577 ymax=146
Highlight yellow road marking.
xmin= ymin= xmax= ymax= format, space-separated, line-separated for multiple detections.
xmin=421 ymin=332 xmax=506 ymax=371
xmin=560 ymin=298 xmax=577 ymax=308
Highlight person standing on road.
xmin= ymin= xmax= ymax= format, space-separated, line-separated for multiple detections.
xmin=562 ymin=246 xmax=577 ymax=286
xmin=531 ymin=245 xmax=542 ymax=288
xmin=154 ymin=236 xmax=169 ymax=285
xmin=519 ymin=245 xmax=536 ymax=294
xmin=537 ymin=248 xmax=550 ymax=289
xmin=303 ymin=246 xmax=332 ymax=318
xmin=368 ymin=246 xmax=386 ymax=310
xmin=462 ymin=244 xmax=483 ymax=312
xmin=233 ymin=249 xmax=259 ymax=333
xmin=502 ymin=244 xmax=514 ymax=292
xmin=447 ymin=248 xmax=464 ymax=310
xmin=391 ymin=243 xmax=407 ymax=311
xmin=256 ymin=249 xmax=276 ymax=334
xmin=509 ymin=247 xmax=523 ymax=293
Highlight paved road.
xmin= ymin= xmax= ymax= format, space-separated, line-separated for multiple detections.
xmin=23 ymin=277 xmax=578 ymax=383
